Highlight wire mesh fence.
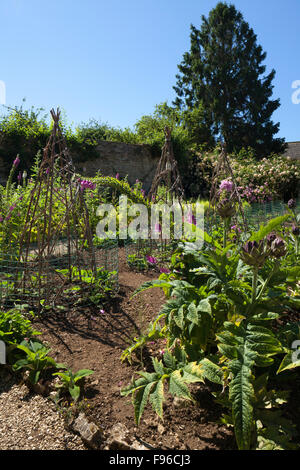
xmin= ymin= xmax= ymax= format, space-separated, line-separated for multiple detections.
xmin=125 ymin=199 xmax=298 ymax=267
xmin=0 ymin=198 xmax=296 ymax=310
xmin=243 ymin=200 xmax=294 ymax=228
xmin=0 ymin=239 xmax=119 ymax=311
xmin=124 ymin=238 xmax=176 ymax=272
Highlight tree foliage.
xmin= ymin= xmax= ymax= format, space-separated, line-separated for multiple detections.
xmin=173 ymin=2 xmax=286 ymax=157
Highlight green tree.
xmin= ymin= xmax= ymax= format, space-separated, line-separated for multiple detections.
xmin=173 ymin=2 xmax=286 ymax=157
xmin=134 ymin=102 xmax=191 ymax=171
xmin=0 ymin=101 xmax=50 ymax=175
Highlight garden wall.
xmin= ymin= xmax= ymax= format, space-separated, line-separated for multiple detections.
xmin=0 ymin=141 xmax=160 ymax=190
xmin=284 ymin=141 xmax=300 ymax=160
xmin=75 ymin=141 xmax=160 ymax=191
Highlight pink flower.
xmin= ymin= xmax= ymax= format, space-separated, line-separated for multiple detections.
xmin=13 ymin=156 xmax=20 ymax=167
xmin=79 ymin=179 xmax=96 ymax=190
xmin=159 ymin=267 xmax=170 ymax=274
xmin=146 ymin=255 xmax=157 ymax=265
xmin=115 ymin=173 xmax=120 ymax=180
xmin=154 ymin=223 xmax=161 ymax=233
xmin=220 ymin=180 xmax=233 ymax=192
xmin=187 ymin=212 xmax=196 ymax=225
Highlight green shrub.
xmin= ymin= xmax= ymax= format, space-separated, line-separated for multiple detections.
xmin=188 ymin=150 xmax=300 ymax=201
xmin=0 ymin=308 xmax=40 ymax=346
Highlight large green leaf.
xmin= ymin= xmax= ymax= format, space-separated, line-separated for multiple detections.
xmin=218 ymin=320 xmax=282 ymax=449
xmin=187 ymin=302 xmax=198 ymax=324
xmin=182 ymin=362 xmax=205 ymax=383
xmin=249 ymin=215 xmax=290 ymax=242
xmin=199 ymin=358 xmax=223 ymax=385
xmin=149 ymin=378 xmax=165 ymax=419
xmin=277 ymin=351 xmax=300 ymax=374
xmin=229 ymin=356 xmax=255 ymax=450
xmin=133 ymin=382 xmax=155 ymax=425
xmin=169 ymin=370 xmax=192 ymax=400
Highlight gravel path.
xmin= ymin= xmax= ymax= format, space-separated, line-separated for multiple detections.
xmin=0 ymin=369 xmax=86 ymax=450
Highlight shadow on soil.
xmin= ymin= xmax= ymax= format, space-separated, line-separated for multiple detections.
xmin=35 ymin=284 xmax=141 ymax=352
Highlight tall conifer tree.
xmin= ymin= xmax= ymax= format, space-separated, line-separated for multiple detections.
xmin=173 ymin=2 xmax=285 ymax=157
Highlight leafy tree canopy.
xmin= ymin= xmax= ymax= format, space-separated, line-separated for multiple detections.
xmin=173 ymin=2 xmax=286 ymax=157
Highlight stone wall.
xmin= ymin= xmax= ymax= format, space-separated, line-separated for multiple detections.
xmin=284 ymin=141 xmax=300 ymax=160
xmin=75 ymin=140 xmax=160 ymax=191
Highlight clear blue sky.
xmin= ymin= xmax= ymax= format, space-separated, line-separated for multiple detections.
xmin=0 ymin=0 xmax=299 ymax=141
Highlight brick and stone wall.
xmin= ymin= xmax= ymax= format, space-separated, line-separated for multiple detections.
xmin=284 ymin=141 xmax=300 ymax=160
xmin=75 ymin=140 xmax=159 ymax=191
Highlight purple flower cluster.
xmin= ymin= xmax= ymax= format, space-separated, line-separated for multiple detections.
xmin=231 ymin=225 xmax=241 ymax=233
xmin=159 ymin=267 xmax=170 ymax=274
xmin=146 ymin=255 xmax=157 ymax=265
xmin=78 ymin=179 xmax=96 ymax=191
xmin=220 ymin=180 xmax=234 ymax=192
xmin=237 ymin=184 xmax=273 ymax=204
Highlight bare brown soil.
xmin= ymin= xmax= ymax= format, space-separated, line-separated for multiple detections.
xmin=31 ymin=248 xmax=236 ymax=450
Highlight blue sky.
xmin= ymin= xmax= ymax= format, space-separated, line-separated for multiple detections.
xmin=0 ymin=0 xmax=299 ymax=141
